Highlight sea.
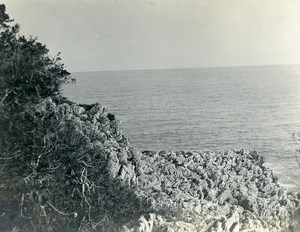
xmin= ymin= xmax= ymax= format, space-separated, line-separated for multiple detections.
xmin=62 ymin=65 xmax=300 ymax=191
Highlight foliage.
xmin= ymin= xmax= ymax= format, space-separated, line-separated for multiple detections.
xmin=1 ymin=97 xmax=141 ymax=231
xmin=0 ymin=4 xmax=77 ymax=231
xmin=0 ymin=5 xmax=72 ymax=110
xmin=0 ymin=2 xmax=71 ymax=186
xmin=0 ymin=4 xmax=144 ymax=231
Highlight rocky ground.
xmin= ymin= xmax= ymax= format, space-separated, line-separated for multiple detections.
xmin=1 ymin=96 xmax=300 ymax=231
xmin=123 ymin=150 xmax=300 ymax=231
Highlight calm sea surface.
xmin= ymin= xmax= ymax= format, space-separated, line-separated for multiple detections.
xmin=63 ymin=65 xmax=300 ymax=191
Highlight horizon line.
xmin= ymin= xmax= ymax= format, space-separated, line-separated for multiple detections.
xmin=70 ymin=63 xmax=300 ymax=74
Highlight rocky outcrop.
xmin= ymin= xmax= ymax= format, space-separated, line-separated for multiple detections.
xmin=123 ymin=150 xmax=300 ymax=231
xmin=1 ymin=96 xmax=299 ymax=231
xmin=0 ymin=96 xmax=143 ymax=231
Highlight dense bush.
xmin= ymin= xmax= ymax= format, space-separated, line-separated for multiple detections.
xmin=0 ymin=5 xmax=143 ymax=231
xmin=0 ymin=5 xmax=71 ymax=108
xmin=0 ymin=4 xmax=75 ymax=230
xmin=0 ymin=3 xmax=72 ymax=164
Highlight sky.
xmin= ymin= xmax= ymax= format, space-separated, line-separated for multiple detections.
xmin=2 ymin=0 xmax=300 ymax=72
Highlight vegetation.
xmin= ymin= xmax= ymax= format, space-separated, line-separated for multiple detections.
xmin=1 ymin=4 xmax=299 ymax=232
xmin=0 ymin=5 xmax=144 ymax=231
xmin=0 ymin=4 xmax=77 ymax=231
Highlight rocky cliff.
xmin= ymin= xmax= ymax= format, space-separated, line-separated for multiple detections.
xmin=1 ymin=95 xmax=299 ymax=232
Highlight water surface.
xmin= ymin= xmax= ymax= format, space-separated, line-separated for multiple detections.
xmin=63 ymin=65 xmax=300 ymax=191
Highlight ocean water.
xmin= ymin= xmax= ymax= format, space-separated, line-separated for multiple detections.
xmin=62 ymin=65 xmax=300 ymax=191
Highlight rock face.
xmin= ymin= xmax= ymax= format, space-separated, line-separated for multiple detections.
xmin=128 ymin=150 xmax=300 ymax=232
xmin=1 ymin=96 xmax=300 ymax=231
xmin=1 ymin=96 xmax=143 ymax=231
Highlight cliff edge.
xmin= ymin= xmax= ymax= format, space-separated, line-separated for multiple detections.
xmin=1 ymin=95 xmax=299 ymax=231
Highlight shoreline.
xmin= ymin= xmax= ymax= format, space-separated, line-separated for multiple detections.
xmin=2 ymin=96 xmax=298 ymax=231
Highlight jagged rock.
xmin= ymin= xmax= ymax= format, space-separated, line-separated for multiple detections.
xmin=1 ymin=95 xmax=299 ymax=231
xmin=132 ymin=150 xmax=300 ymax=231
xmin=224 ymin=211 xmax=239 ymax=232
xmin=88 ymin=103 xmax=103 ymax=115
xmin=122 ymin=214 xmax=197 ymax=232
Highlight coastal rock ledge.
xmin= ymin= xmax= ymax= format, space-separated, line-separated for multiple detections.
xmin=1 ymin=97 xmax=300 ymax=232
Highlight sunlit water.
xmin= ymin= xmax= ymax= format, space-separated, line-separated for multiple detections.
xmin=63 ymin=65 xmax=300 ymax=191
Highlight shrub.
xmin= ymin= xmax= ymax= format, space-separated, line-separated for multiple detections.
xmin=0 ymin=4 xmax=74 ymax=230
xmin=0 ymin=4 xmax=72 ymax=109
xmin=0 ymin=5 xmax=142 ymax=231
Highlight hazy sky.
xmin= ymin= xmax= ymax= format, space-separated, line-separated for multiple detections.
xmin=2 ymin=0 xmax=300 ymax=72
